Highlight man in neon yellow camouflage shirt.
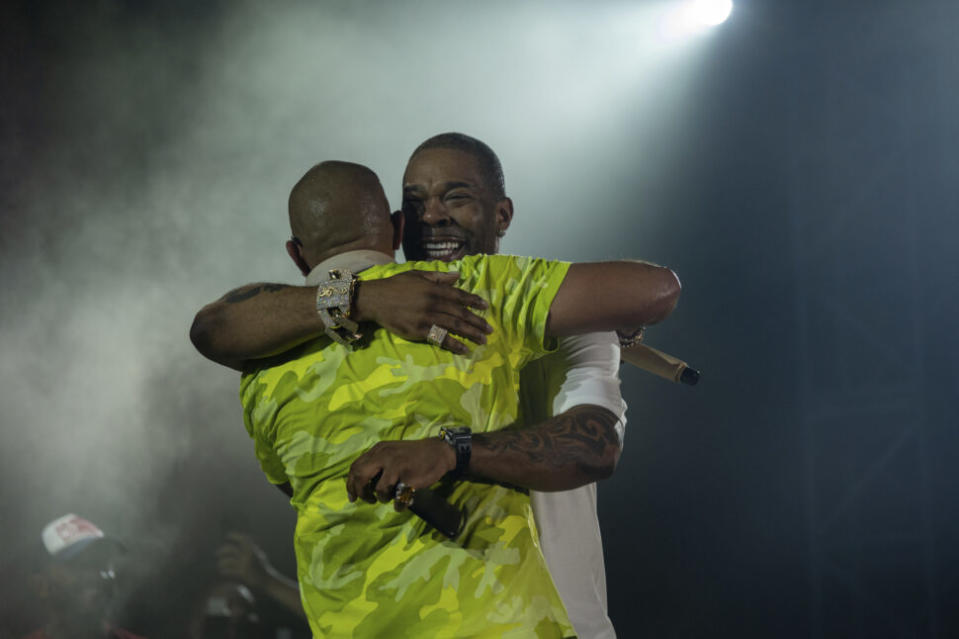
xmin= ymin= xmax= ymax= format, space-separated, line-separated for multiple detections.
xmin=193 ymin=160 xmax=681 ymax=637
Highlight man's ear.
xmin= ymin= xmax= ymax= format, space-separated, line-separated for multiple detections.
xmin=495 ymin=198 xmax=514 ymax=238
xmin=286 ymin=239 xmax=311 ymax=277
xmin=390 ymin=210 xmax=405 ymax=251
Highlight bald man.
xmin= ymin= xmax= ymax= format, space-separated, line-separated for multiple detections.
xmin=192 ymin=161 xmax=680 ymax=638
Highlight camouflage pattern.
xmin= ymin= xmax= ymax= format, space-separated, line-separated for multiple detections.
xmin=240 ymin=254 xmax=576 ymax=638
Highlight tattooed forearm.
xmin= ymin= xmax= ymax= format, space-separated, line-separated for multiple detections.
xmin=223 ymin=283 xmax=289 ymax=304
xmin=473 ymin=405 xmax=621 ymax=480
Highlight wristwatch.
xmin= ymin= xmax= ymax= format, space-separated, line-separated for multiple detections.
xmin=439 ymin=426 xmax=472 ymax=479
xmin=315 ymin=268 xmax=362 ymax=346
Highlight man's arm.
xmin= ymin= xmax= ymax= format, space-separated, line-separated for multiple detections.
xmin=546 ymin=260 xmax=681 ymax=337
xmin=190 ymin=283 xmax=323 ymax=371
xmin=190 ymin=271 xmax=493 ymax=370
xmin=471 ymin=331 xmax=626 ymax=493
xmin=216 ymin=532 xmax=305 ymax=620
xmin=347 ymin=405 xmax=620 ymax=503
xmin=348 ymin=260 xmax=675 ymax=501
xmin=348 ymin=331 xmax=625 ymax=501
xmin=189 ymin=259 xmax=677 ymax=370
xmin=459 ymin=261 xmax=675 ymax=491
xmin=472 ymin=405 xmax=621 ymax=490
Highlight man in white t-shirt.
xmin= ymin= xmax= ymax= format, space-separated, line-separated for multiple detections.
xmin=401 ymin=133 xmax=625 ymax=638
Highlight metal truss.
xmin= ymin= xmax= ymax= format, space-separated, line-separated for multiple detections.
xmin=787 ymin=5 xmax=944 ymax=638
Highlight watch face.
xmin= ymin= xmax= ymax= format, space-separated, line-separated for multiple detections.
xmin=442 ymin=427 xmax=470 ymax=445
xmin=317 ymin=281 xmax=350 ymax=309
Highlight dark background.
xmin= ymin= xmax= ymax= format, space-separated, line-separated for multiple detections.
xmin=2 ymin=1 xmax=956 ymax=637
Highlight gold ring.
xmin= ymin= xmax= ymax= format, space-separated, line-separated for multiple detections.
xmin=394 ymin=482 xmax=415 ymax=506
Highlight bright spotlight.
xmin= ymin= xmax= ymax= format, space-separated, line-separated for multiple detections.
xmin=660 ymin=0 xmax=733 ymax=41
xmin=689 ymin=0 xmax=733 ymax=27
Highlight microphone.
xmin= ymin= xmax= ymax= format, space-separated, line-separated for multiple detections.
xmin=370 ymin=472 xmax=464 ymax=539
xmin=620 ymin=343 xmax=700 ymax=385
xmin=394 ymin=482 xmax=464 ymax=539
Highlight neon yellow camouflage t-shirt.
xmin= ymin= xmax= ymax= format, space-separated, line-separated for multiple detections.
xmin=240 ymin=254 xmax=576 ymax=639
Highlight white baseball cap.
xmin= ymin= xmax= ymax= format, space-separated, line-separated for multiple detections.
xmin=41 ymin=513 xmax=107 ymax=560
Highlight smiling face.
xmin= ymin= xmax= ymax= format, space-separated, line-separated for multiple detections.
xmin=401 ymin=147 xmax=512 ymax=262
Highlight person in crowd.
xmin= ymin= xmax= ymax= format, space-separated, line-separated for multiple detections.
xmin=214 ymin=533 xmax=304 ymax=621
xmin=22 ymin=513 xmax=147 ymax=639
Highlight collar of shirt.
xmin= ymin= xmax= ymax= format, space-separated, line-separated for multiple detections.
xmin=304 ymin=249 xmax=395 ymax=286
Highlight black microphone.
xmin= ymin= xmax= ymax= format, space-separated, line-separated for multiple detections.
xmin=403 ymin=486 xmax=464 ymax=539
xmin=394 ymin=482 xmax=464 ymax=539
xmin=368 ymin=471 xmax=465 ymax=539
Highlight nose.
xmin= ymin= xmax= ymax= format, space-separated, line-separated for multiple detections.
xmin=421 ymin=196 xmax=451 ymax=226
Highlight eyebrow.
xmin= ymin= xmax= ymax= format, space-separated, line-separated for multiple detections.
xmin=403 ymin=180 xmax=475 ymax=195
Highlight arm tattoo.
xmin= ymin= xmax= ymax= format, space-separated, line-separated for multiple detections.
xmin=474 ymin=405 xmax=620 ymax=476
xmin=223 ymin=283 xmax=289 ymax=304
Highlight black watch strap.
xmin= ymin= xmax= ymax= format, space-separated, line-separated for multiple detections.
xmin=440 ymin=427 xmax=472 ymax=479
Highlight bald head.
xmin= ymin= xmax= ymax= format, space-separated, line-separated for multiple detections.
xmin=288 ymin=161 xmax=395 ymax=268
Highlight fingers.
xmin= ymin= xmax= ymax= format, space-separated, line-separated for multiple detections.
xmin=379 ymin=271 xmax=494 ymax=352
xmin=427 ymin=285 xmax=492 ymax=350
xmin=216 ymin=535 xmax=246 ymax=563
xmin=348 ymin=466 xmax=404 ymax=507
xmin=427 ymin=317 xmax=489 ymax=356
xmin=347 ymin=461 xmax=381 ymax=504
xmin=440 ymin=333 xmax=469 ymax=356
xmin=428 ymin=273 xmax=490 ymax=311
xmin=217 ymin=557 xmax=241 ymax=578
xmin=423 ymin=289 xmax=494 ymax=355
xmin=416 ymin=271 xmax=490 ymax=313
xmin=215 ymin=545 xmax=246 ymax=579
xmin=433 ymin=308 xmax=493 ymax=347
xmin=348 ymin=440 xmax=448 ymax=512
xmin=215 ymin=544 xmax=238 ymax=561
xmin=223 ymin=531 xmax=252 ymax=547
xmin=373 ymin=470 xmax=399 ymax=504
xmin=419 ymin=271 xmax=460 ymax=285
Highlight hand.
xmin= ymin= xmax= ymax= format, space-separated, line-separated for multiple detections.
xmin=215 ymin=532 xmax=277 ymax=589
xmin=346 ymin=438 xmax=456 ymax=509
xmin=353 ymin=271 xmax=493 ymax=356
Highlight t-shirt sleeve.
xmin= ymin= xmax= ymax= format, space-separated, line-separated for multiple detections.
xmin=551 ymin=333 xmax=628 ymax=444
xmin=470 ymin=254 xmax=570 ymax=361
xmin=239 ymin=374 xmax=290 ymax=485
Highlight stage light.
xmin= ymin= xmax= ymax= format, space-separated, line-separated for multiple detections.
xmin=688 ymin=0 xmax=733 ymax=27
xmin=659 ymin=0 xmax=733 ymax=42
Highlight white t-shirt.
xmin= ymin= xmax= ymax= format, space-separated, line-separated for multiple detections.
xmin=520 ymin=332 xmax=627 ymax=639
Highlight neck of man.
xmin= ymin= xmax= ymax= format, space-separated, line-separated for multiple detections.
xmin=308 ymin=234 xmax=396 ymax=269
xmin=305 ymin=249 xmax=396 ymax=285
